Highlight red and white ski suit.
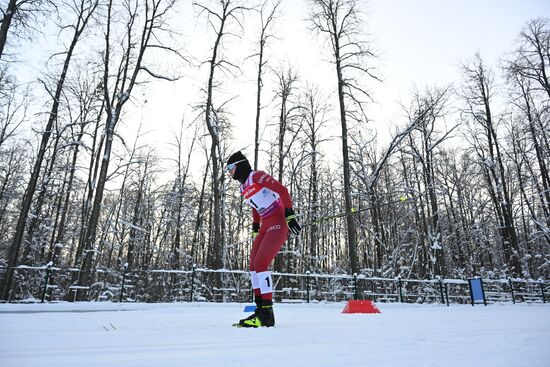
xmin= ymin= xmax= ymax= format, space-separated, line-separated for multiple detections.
xmin=240 ymin=171 xmax=291 ymax=298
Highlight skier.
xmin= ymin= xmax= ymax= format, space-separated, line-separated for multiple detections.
xmin=226 ymin=151 xmax=301 ymax=327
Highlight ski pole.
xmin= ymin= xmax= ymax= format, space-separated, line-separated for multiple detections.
xmin=302 ymin=195 xmax=415 ymax=228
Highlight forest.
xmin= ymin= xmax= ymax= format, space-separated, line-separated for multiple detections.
xmin=0 ymin=0 xmax=549 ymax=302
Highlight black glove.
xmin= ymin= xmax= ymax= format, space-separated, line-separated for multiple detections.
xmin=252 ymin=222 xmax=260 ymax=239
xmin=285 ymin=208 xmax=301 ymax=236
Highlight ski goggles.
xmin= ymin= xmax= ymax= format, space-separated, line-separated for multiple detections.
xmin=226 ymin=159 xmax=246 ymax=171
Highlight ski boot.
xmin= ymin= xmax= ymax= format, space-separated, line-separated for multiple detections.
xmin=234 ymin=299 xmax=275 ymax=328
xmin=237 ymin=296 xmax=262 ymax=325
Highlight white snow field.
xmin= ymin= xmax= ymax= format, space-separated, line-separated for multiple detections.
xmin=1 ymin=301 xmax=549 ymax=367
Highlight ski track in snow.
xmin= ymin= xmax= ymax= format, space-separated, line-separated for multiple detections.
xmin=1 ymin=302 xmax=549 ymax=367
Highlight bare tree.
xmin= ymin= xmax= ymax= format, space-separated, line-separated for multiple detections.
xmin=345 ymin=89 xmax=446 ymax=276
xmin=0 ymin=144 xmax=26 ymax=243
xmin=507 ymin=74 xmax=550 ymax=245
xmin=126 ymin=149 xmax=157 ymax=270
xmin=461 ymin=54 xmax=522 ymax=277
xmin=0 ymin=0 xmax=55 ymax=60
xmin=75 ymin=0 xmax=180 ymax=300
xmin=37 ymin=68 xmax=103 ymax=297
xmin=268 ymin=65 xmax=302 ymax=274
xmin=193 ymin=0 xmax=249 ymax=270
xmin=506 ymin=19 xmax=550 ymax=238
xmin=309 ymin=0 xmax=378 ymax=275
xmin=273 ymin=64 xmax=301 ymax=183
xmin=0 ymin=72 xmax=28 ymax=148
xmin=252 ymin=0 xmax=280 ymax=170
xmin=507 ymin=18 xmax=550 ymax=100
xmin=399 ymin=87 xmax=454 ymax=278
xmin=0 ymin=0 xmax=98 ymax=301
xmin=191 ymin=144 xmax=211 ymax=267
xmin=300 ymin=83 xmax=330 ymax=272
xmin=0 ymin=0 xmax=18 ymax=59
xmin=171 ymin=124 xmax=195 ymax=270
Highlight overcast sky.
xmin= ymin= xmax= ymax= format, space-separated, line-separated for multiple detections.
xmin=10 ymin=0 xmax=550 ymax=180
xmin=142 ymin=0 xmax=550 ymax=174
xmin=368 ymin=0 xmax=548 ymax=123
xmin=135 ymin=0 xmax=548 ymax=173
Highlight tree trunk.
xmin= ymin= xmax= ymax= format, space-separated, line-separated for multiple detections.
xmin=205 ymin=32 xmax=224 ymax=271
xmin=191 ymin=154 xmax=210 ymax=267
xmin=335 ymin=57 xmax=359 ymax=275
xmin=253 ymin=39 xmax=265 ymax=171
xmin=0 ymin=0 xmax=17 ymax=60
xmin=76 ymin=109 xmax=118 ymax=300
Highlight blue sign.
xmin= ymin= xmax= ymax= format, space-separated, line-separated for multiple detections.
xmin=468 ymin=278 xmax=487 ymax=306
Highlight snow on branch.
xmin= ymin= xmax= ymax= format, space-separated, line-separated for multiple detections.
xmin=139 ymin=66 xmax=179 ymax=81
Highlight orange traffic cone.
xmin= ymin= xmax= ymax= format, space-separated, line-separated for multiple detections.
xmin=342 ymin=300 xmax=381 ymax=314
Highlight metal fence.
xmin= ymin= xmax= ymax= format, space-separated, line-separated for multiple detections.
xmin=1 ymin=265 xmax=548 ymax=305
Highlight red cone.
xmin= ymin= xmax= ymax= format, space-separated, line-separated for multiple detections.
xmin=342 ymin=300 xmax=381 ymax=314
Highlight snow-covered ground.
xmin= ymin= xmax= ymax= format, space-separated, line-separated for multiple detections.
xmin=1 ymin=301 xmax=549 ymax=367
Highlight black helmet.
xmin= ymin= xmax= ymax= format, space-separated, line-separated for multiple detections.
xmin=227 ymin=151 xmax=252 ymax=183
